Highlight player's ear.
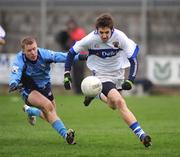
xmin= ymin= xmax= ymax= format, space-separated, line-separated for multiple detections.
xmin=110 ymin=27 xmax=114 ymax=36
xmin=111 ymin=28 xmax=114 ymax=33
xmin=94 ymin=28 xmax=98 ymax=34
xmin=21 ymin=48 xmax=25 ymax=54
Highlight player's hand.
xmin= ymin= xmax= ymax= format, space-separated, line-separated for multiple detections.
xmin=122 ymin=79 xmax=133 ymax=90
xmin=9 ymin=82 xmax=18 ymax=93
xmin=64 ymin=72 xmax=72 ymax=90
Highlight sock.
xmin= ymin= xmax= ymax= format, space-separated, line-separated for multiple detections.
xmin=130 ymin=121 xmax=145 ymax=141
xmin=52 ymin=119 xmax=67 ymax=139
xmin=25 ymin=105 xmax=41 ymax=117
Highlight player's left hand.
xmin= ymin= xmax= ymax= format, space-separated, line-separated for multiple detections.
xmin=122 ymin=79 xmax=133 ymax=90
xmin=9 ymin=82 xmax=18 ymax=93
xmin=9 ymin=83 xmax=23 ymax=93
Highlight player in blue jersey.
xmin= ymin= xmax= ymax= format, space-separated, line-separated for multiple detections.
xmin=63 ymin=13 xmax=152 ymax=147
xmin=9 ymin=37 xmax=86 ymax=145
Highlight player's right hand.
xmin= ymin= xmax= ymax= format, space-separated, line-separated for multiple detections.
xmin=64 ymin=72 xmax=72 ymax=90
xmin=122 ymin=79 xmax=133 ymax=90
xmin=9 ymin=82 xmax=18 ymax=93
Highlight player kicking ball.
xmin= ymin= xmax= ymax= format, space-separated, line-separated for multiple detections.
xmin=64 ymin=13 xmax=152 ymax=148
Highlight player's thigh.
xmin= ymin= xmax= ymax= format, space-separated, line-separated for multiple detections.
xmin=28 ymin=90 xmax=53 ymax=110
xmin=102 ymin=82 xmax=118 ymax=109
xmin=107 ymin=88 xmax=126 ymax=107
xmin=107 ymin=88 xmax=123 ymax=101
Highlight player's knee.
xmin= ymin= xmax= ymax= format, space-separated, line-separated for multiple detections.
xmin=41 ymin=101 xmax=54 ymax=114
xmin=114 ymin=98 xmax=126 ymax=109
xmin=107 ymin=99 xmax=118 ymax=110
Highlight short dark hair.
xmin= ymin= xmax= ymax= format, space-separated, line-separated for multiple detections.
xmin=95 ymin=13 xmax=114 ymax=30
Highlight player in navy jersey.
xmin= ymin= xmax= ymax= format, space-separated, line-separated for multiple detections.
xmin=64 ymin=13 xmax=152 ymax=147
xmin=9 ymin=37 xmax=86 ymax=145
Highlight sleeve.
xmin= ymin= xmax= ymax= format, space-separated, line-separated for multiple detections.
xmin=9 ymin=53 xmax=24 ymax=86
xmin=118 ymin=31 xmax=139 ymax=59
xmin=40 ymin=48 xmax=82 ymax=64
xmin=72 ymin=35 xmax=89 ymax=53
xmin=127 ymin=45 xmax=139 ymax=82
xmin=128 ymin=57 xmax=138 ymax=82
xmin=40 ymin=48 xmax=68 ymax=63
xmin=65 ymin=34 xmax=90 ymax=71
xmin=118 ymin=31 xmax=139 ymax=82
xmin=64 ymin=48 xmax=78 ymax=71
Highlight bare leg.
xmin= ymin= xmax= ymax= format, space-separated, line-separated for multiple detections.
xmin=26 ymin=90 xmax=76 ymax=144
xmin=106 ymin=89 xmax=137 ymax=125
xmin=100 ymin=89 xmax=151 ymax=147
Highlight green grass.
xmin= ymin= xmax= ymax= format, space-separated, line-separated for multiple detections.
xmin=0 ymin=94 xmax=180 ymax=157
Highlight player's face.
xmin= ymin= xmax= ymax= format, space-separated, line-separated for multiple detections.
xmin=98 ymin=27 xmax=112 ymax=42
xmin=24 ymin=42 xmax=38 ymax=61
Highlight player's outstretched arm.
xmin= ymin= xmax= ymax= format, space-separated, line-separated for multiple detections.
xmin=64 ymin=49 xmax=77 ymax=90
xmin=122 ymin=57 xmax=138 ymax=90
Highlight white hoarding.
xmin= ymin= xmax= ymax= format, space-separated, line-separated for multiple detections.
xmin=147 ymin=56 xmax=180 ymax=85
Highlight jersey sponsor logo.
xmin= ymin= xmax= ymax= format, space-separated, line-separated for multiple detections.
xmin=89 ymin=48 xmax=120 ymax=58
xmin=102 ymin=51 xmax=117 ymax=57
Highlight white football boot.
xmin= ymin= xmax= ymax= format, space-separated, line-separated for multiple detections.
xmin=23 ymin=104 xmax=36 ymax=126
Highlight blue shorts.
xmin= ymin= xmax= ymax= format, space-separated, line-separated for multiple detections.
xmin=20 ymin=82 xmax=54 ymax=105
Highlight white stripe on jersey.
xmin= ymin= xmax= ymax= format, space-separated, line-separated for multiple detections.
xmin=73 ymin=29 xmax=137 ymax=73
xmin=132 ymin=58 xmax=138 ymax=77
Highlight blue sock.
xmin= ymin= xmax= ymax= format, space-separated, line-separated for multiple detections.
xmin=130 ymin=121 xmax=145 ymax=141
xmin=52 ymin=119 xmax=67 ymax=139
xmin=26 ymin=107 xmax=41 ymax=117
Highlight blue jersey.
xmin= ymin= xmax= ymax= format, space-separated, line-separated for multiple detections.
xmin=10 ymin=48 xmax=79 ymax=88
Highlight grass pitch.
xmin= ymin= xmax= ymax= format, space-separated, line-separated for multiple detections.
xmin=0 ymin=94 xmax=180 ymax=157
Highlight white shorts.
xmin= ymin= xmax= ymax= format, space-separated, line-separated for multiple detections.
xmin=93 ymin=69 xmax=125 ymax=90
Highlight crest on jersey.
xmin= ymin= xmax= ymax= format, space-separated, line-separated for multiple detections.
xmin=94 ymin=43 xmax=100 ymax=48
xmin=11 ymin=65 xmax=19 ymax=74
xmin=112 ymin=41 xmax=120 ymax=48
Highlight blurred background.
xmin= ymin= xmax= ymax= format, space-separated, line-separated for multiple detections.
xmin=0 ymin=0 xmax=180 ymax=95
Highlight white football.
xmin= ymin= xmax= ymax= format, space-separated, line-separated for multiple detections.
xmin=81 ymin=76 xmax=102 ymax=97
